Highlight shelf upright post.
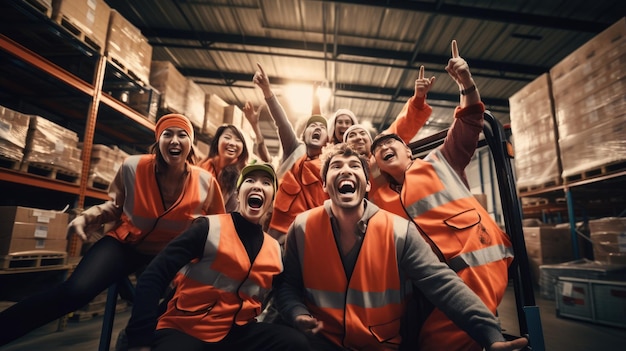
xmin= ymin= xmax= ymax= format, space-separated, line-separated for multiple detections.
xmin=565 ymin=186 xmax=581 ymax=259
xmin=69 ymin=55 xmax=107 ymax=257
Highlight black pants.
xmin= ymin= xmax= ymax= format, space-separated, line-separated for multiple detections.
xmin=152 ymin=322 xmax=310 ymax=351
xmin=0 ymin=236 xmax=152 ymax=346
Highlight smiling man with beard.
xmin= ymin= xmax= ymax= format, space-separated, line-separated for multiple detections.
xmin=273 ymin=143 xmax=527 ymax=351
xmin=268 ymin=114 xmax=330 ymax=243
xmin=124 ymin=162 xmax=310 ymax=351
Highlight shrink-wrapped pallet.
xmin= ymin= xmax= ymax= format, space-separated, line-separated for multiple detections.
xmin=0 ymin=106 xmax=30 ymax=162
xmin=550 ymin=17 xmax=626 ymax=182
xmin=150 ymin=61 xmax=188 ymax=115
xmin=105 ymin=10 xmax=152 ymax=85
xmin=509 ymin=74 xmax=562 ymax=192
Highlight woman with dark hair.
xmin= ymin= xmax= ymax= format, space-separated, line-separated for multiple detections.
xmin=0 ymin=113 xmax=226 ymax=347
xmin=199 ymin=124 xmax=249 ymax=212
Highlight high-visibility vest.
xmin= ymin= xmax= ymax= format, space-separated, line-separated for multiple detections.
xmin=107 ymin=154 xmax=224 ymax=255
xmin=157 ymin=214 xmax=283 ymax=342
xmin=269 ymin=154 xmax=328 ymax=235
xmin=400 ymin=150 xmax=514 ymax=351
xmin=293 ymin=205 xmax=410 ymax=351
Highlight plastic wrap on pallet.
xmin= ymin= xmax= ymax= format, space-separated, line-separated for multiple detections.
xmin=83 ymin=144 xmax=130 ymax=185
xmin=550 ymin=17 xmax=626 ymax=180
xmin=106 ymin=10 xmax=152 ymax=85
xmin=150 ymin=61 xmax=188 ymax=115
xmin=0 ymin=106 xmax=30 ymax=162
xmin=509 ymin=73 xmax=562 ymax=190
xmin=23 ymin=116 xmax=82 ymax=173
xmin=589 ymin=217 xmax=626 ymax=264
xmin=51 ymin=0 xmax=111 ymax=54
xmin=184 ymin=79 xmax=206 ymax=130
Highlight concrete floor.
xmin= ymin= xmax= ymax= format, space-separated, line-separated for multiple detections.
xmin=1 ymin=283 xmax=625 ymax=351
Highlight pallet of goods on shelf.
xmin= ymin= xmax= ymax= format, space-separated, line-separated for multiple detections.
xmin=21 ymin=115 xmax=83 ymax=183
xmin=0 ymin=105 xmax=30 ymax=168
xmin=105 ymin=9 xmax=152 ymax=86
xmin=203 ymin=93 xmax=228 ymax=136
xmin=589 ymin=217 xmax=626 ymax=265
xmin=550 ymin=17 xmax=626 ymax=184
xmin=150 ymin=60 xmax=188 ymax=116
xmin=0 ymin=206 xmax=69 ymax=261
xmin=185 ymin=79 xmax=207 ymax=131
xmin=21 ymin=0 xmax=53 ymax=18
xmin=50 ymin=0 xmax=111 ymax=54
xmin=509 ymin=73 xmax=563 ymax=194
xmin=81 ymin=144 xmax=130 ymax=190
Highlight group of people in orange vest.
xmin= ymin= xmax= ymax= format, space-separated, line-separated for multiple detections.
xmin=0 ymin=40 xmax=528 ymax=351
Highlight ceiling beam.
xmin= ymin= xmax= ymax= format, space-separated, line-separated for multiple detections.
xmin=316 ymin=0 xmax=615 ymax=32
xmin=142 ymin=28 xmax=547 ymax=76
xmin=184 ymin=67 xmax=510 ymax=108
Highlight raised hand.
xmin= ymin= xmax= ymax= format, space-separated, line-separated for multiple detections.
xmin=253 ymin=63 xmax=272 ymax=97
xmin=414 ymin=65 xmax=436 ymax=98
xmin=243 ymin=101 xmax=263 ymax=127
xmin=445 ymin=40 xmax=473 ymax=88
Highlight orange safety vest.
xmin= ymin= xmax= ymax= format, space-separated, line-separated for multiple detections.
xmin=293 ymin=205 xmax=410 ymax=351
xmin=157 ymin=214 xmax=283 ymax=342
xmin=269 ymin=155 xmax=329 ymax=235
xmin=400 ymin=149 xmax=513 ymax=351
xmin=107 ymin=154 xmax=224 ymax=255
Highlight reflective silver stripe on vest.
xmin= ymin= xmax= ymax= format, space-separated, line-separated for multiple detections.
xmin=404 ymin=149 xmax=472 ymax=218
xmin=306 ymin=287 xmax=403 ymax=309
xmin=196 ymin=170 xmax=211 ymax=213
xmin=121 ymin=155 xmax=141 ymax=220
xmin=448 ymin=244 xmax=514 ymax=272
xmin=293 ymin=211 xmax=311 ymax=266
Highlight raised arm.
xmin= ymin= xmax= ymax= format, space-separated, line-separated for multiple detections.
xmin=253 ymin=63 xmax=301 ymax=160
xmin=243 ymin=101 xmax=271 ymax=162
xmin=439 ymin=40 xmax=485 ymax=185
xmin=385 ymin=66 xmax=435 ymax=143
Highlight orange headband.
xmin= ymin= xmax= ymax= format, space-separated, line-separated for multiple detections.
xmin=155 ymin=114 xmax=194 ymax=142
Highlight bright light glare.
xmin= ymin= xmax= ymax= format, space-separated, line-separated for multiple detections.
xmin=283 ymin=84 xmax=313 ymax=116
xmin=317 ymin=85 xmax=332 ymax=107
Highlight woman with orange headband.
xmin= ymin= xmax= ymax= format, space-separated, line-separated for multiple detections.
xmin=0 ymin=113 xmax=226 ymax=346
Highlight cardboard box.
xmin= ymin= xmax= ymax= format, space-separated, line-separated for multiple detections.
xmin=52 ymin=0 xmax=111 ymax=54
xmin=105 ymin=10 xmax=152 ymax=85
xmin=0 ymin=206 xmax=69 ymax=255
xmin=150 ymin=61 xmax=187 ymax=114
xmin=184 ymin=79 xmax=206 ymax=130
xmin=203 ymin=94 xmax=228 ymax=136
xmin=223 ymin=105 xmax=243 ymax=129
xmin=589 ymin=217 xmax=626 ymax=263
xmin=524 ymin=225 xmax=574 ymax=284
xmin=0 ymin=105 xmax=30 ymax=162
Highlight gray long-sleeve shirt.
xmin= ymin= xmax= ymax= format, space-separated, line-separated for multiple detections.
xmin=273 ymin=199 xmax=505 ymax=349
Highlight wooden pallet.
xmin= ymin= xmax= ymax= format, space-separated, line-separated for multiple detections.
xmin=521 ymin=197 xmax=549 ymax=207
xmin=20 ymin=161 xmax=80 ymax=183
xmin=517 ymin=176 xmax=563 ymax=194
xmin=22 ymin=0 xmax=52 ymax=18
xmin=52 ymin=14 xmax=104 ymax=54
xmin=87 ymin=174 xmax=110 ymax=190
xmin=0 ymin=153 xmax=21 ymax=170
xmin=564 ymin=160 xmax=626 ymax=184
xmin=0 ymin=251 xmax=67 ymax=270
xmin=107 ymin=56 xmax=148 ymax=86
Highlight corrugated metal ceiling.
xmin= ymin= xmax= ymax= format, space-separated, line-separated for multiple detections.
xmin=104 ymin=0 xmax=625 ymax=154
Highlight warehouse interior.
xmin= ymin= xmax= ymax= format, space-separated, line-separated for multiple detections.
xmin=1 ymin=0 xmax=625 ymax=350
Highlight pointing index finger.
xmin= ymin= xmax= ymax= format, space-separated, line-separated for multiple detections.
xmin=418 ymin=66 xmax=424 ymax=80
xmin=256 ymin=62 xmax=266 ymax=76
xmin=451 ymin=40 xmax=459 ymax=58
